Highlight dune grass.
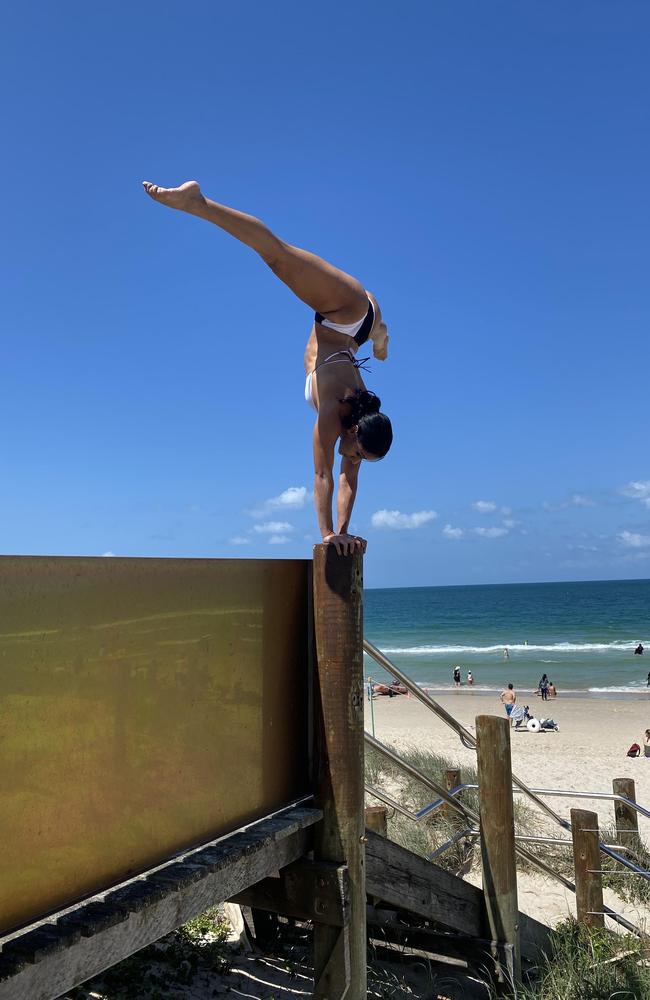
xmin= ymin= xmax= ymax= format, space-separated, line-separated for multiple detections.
xmin=366 ymin=741 xmax=650 ymax=911
xmin=365 ymin=742 xmax=538 ymax=875
xmin=366 ymin=742 xmax=650 ymax=997
xmin=518 ymin=918 xmax=650 ymax=1000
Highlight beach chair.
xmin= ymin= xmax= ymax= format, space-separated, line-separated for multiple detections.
xmin=510 ymin=705 xmax=527 ymax=729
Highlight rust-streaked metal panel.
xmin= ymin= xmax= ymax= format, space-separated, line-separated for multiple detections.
xmin=0 ymin=556 xmax=310 ymax=934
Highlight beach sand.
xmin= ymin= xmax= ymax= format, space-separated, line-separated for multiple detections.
xmin=365 ymin=691 xmax=650 ymax=931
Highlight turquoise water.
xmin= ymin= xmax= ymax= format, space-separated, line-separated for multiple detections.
xmin=364 ymin=579 xmax=650 ymax=697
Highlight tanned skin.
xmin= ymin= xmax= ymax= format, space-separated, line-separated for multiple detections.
xmin=143 ymin=180 xmax=389 ymax=555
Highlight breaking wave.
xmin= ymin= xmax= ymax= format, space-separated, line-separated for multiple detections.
xmin=369 ymin=640 xmax=646 ymax=656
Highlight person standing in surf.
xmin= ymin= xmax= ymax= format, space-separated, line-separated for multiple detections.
xmin=143 ymin=180 xmax=392 ymax=556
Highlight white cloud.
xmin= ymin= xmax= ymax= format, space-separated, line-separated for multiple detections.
xmin=620 ymin=481 xmax=650 ymax=508
xmin=101 ymin=551 xmax=115 ymax=557
xmin=619 ymin=530 xmax=650 ymax=549
xmin=371 ymin=509 xmax=438 ymax=530
xmin=229 ymin=536 xmax=251 ymax=546
xmin=253 ymin=521 xmax=293 ymax=534
xmin=267 ymin=486 xmax=309 ymax=509
xmin=249 ymin=485 xmax=311 ymax=517
xmin=269 ymin=535 xmax=290 ymax=545
xmin=502 ymin=519 xmax=517 ymax=529
xmin=442 ymin=524 xmax=464 ymax=539
xmin=474 ymin=526 xmax=508 ymax=539
xmin=543 ymin=493 xmax=595 ymax=512
xmin=472 ymin=500 xmax=497 ymax=514
xmin=570 ymin=493 xmax=595 ymax=508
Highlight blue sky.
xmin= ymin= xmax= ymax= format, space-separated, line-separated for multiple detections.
xmin=2 ymin=1 xmax=649 ymax=587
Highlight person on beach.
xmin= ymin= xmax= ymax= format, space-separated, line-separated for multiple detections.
xmin=453 ymin=665 xmax=461 ymax=688
xmin=548 ymin=680 xmax=557 ymax=698
xmin=503 ymin=647 xmax=509 ymax=660
xmin=372 ymin=679 xmax=407 ymax=697
xmin=142 ymin=180 xmax=392 ymax=556
xmin=467 ymin=670 xmax=474 ymax=686
xmin=500 ymin=683 xmax=516 ymax=717
xmin=539 ymin=674 xmax=550 ymax=701
xmin=644 ymin=730 xmax=650 ymax=758
xmin=635 ymin=643 xmax=644 ymax=655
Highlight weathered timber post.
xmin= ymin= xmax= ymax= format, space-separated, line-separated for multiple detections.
xmin=442 ymin=767 xmax=462 ymax=827
xmin=365 ymin=806 xmax=388 ymax=838
xmin=476 ymin=715 xmax=521 ymax=989
xmin=312 ymin=545 xmax=366 ymax=999
xmin=571 ymin=808 xmax=604 ymax=928
xmin=613 ymin=778 xmax=639 ymax=849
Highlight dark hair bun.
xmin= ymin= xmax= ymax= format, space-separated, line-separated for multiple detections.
xmin=340 ymin=388 xmax=381 ymax=427
xmin=358 ymin=390 xmax=380 ymax=414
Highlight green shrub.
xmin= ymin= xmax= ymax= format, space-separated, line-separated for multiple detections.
xmin=65 ymin=906 xmax=231 ymax=999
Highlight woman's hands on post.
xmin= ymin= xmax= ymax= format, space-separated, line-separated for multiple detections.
xmin=323 ymin=532 xmax=368 ymax=555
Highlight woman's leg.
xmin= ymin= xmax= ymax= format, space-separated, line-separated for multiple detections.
xmin=142 ymin=180 xmax=368 ymax=322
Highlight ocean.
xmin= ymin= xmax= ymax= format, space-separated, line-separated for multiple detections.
xmin=364 ymin=579 xmax=650 ymax=698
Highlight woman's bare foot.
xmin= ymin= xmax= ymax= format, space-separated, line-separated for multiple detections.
xmin=366 ymin=293 xmax=389 ymax=360
xmin=142 ymin=180 xmax=206 ymax=213
xmin=371 ymin=323 xmax=389 ymax=361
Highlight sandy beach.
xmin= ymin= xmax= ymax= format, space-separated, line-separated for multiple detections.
xmin=365 ymin=691 xmax=650 ymax=931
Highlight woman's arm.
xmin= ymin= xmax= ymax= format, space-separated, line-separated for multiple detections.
xmin=312 ymin=416 xmax=337 ymax=540
xmin=337 ymin=458 xmax=361 ymax=534
xmin=313 ymin=415 xmax=366 ymax=555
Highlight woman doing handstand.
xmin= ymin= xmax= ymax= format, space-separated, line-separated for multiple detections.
xmin=143 ymin=180 xmax=393 ymax=555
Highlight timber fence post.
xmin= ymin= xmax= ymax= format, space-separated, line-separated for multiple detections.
xmin=442 ymin=767 xmax=462 ymax=828
xmin=613 ymin=778 xmax=639 ymax=849
xmin=476 ymin=715 xmax=521 ymax=989
xmin=571 ymin=808 xmax=604 ymax=929
xmin=312 ymin=545 xmax=366 ymax=999
xmin=365 ymin=806 xmax=388 ymax=838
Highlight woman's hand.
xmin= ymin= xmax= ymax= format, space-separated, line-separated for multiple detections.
xmin=323 ymin=532 xmax=367 ymax=555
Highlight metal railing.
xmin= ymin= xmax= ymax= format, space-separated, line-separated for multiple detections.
xmin=364 ymin=639 xmax=649 ymax=936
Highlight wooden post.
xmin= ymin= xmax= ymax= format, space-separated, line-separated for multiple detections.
xmin=571 ymin=808 xmax=604 ymax=929
xmin=476 ymin=715 xmax=521 ymax=989
xmin=613 ymin=778 xmax=639 ymax=849
xmin=365 ymin=806 xmax=388 ymax=838
xmin=442 ymin=767 xmax=462 ymax=827
xmin=312 ymin=545 xmax=366 ymax=999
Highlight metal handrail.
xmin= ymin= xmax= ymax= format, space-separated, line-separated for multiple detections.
xmin=364 ymin=639 xmax=477 ymax=750
xmin=364 ymin=639 xmax=570 ymax=832
xmin=366 ymin=771 xmax=641 ymax=935
xmin=365 ymin=639 xmax=650 ymax=838
xmin=366 ymin=732 xmax=475 ymax=824
xmin=364 ymin=639 xmax=648 ymax=935
xmin=365 ymin=787 xmax=642 ymax=936
xmin=459 ymin=784 xmax=650 ymax=822
xmin=366 ymin=783 xmax=422 ymax=823
xmin=378 ymin=779 xmax=636 ymax=857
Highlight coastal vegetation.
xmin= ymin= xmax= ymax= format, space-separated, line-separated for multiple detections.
xmin=366 ymin=741 xmax=650 ymax=907
xmin=518 ymin=919 xmax=650 ymax=1000
xmin=366 ymin=742 xmax=650 ymax=998
xmin=64 ymin=908 xmax=231 ymax=1000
